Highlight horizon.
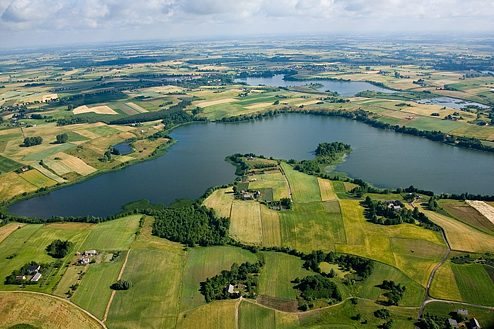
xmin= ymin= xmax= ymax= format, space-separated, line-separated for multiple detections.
xmin=1 ymin=0 xmax=494 ymax=49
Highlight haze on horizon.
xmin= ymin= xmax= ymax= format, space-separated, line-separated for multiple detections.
xmin=1 ymin=0 xmax=494 ymax=49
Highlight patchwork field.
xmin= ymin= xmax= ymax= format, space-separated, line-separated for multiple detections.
xmin=280 ymin=163 xmax=321 ymax=203
xmin=229 ymin=200 xmax=262 ymax=245
xmin=73 ymin=105 xmax=118 ymax=115
xmin=440 ymin=199 xmax=494 ymax=234
xmin=0 ymin=291 xmax=103 ymax=329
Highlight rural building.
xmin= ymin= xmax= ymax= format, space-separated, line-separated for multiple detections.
xmin=386 ymin=201 xmax=402 ymax=211
xmin=227 ymin=284 xmax=235 ymax=294
xmin=15 ymin=275 xmax=26 ymax=281
xmin=30 ymin=272 xmax=42 ymax=282
xmin=83 ymin=250 xmax=98 ymax=256
xmin=27 ymin=264 xmax=40 ymax=275
xmin=469 ymin=318 xmax=481 ymax=329
xmin=78 ymin=257 xmax=90 ymax=265
xmin=447 ymin=318 xmax=459 ymax=329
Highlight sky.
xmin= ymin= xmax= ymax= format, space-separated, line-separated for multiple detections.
xmin=1 ymin=0 xmax=494 ymax=49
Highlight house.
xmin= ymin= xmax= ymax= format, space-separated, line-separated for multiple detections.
xmin=30 ymin=272 xmax=42 ymax=282
xmin=83 ymin=250 xmax=98 ymax=256
xmin=447 ymin=318 xmax=459 ymax=329
xmin=469 ymin=318 xmax=481 ymax=329
xmin=240 ymin=191 xmax=255 ymax=200
xmin=227 ymin=284 xmax=235 ymax=294
xmin=15 ymin=275 xmax=26 ymax=281
xmin=27 ymin=264 xmax=40 ymax=275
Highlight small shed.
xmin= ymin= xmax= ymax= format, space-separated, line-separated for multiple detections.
xmin=31 ymin=272 xmax=42 ymax=282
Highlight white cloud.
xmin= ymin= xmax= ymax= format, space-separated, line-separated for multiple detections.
xmin=0 ymin=0 xmax=493 ymax=47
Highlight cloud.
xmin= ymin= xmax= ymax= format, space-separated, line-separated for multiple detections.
xmin=0 ymin=0 xmax=493 ymax=48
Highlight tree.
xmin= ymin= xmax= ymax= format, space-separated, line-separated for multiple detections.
xmin=55 ymin=133 xmax=69 ymax=144
xmin=22 ymin=136 xmax=43 ymax=147
xmin=46 ymin=239 xmax=73 ymax=258
xmin=110 ymin=280 xmax=131 ymax=290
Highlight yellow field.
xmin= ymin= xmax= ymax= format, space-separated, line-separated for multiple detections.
xmin=203 ymin=187 xmax=234 ymax=218
xmin=422 ymin=209 xmax=494 ymax=253
xmin=177 ymin=300 xmax=237 ymax=329
xmin=0 ymin=223 xmax=24 ymax=243
xmin=430 ymin=261 xmax=462 ymax=301
xmin=18 ymin=169 xmax=58 ymax=188
xmin=248 ymin=171 xmax=290 ymax=200
xmin=73 ymin=105 xmax=118 ymax=115
xmin=318 ymin=177 xmax=337 ymax=201
xmin=196 ymin=98 xmax=237 ymax=107
xmin=46 ymin=152 xmax=97 ymax=176
xmin=126 ymin=102 xmax=148 ymax=113
xmin=0 ymin=291 xmax=103 ymax=329
xmin=260 ymin=206 xmax=282 ymax=246
xmin=229 ymin=200 xmax=262 ymax=245
xmin=0 ymin=172 xmax=37 ymax=200
xmin=245 ymin=102 xmax=273 ymax=110
xmin=337 ymin=200 xmax=446 ymax=286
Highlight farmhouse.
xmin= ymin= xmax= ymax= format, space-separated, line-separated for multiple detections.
xmin=15 ymin=275 xmax=26 ymax=281
xmin=78 ymin=257 xmax=90 ymax=265
xmin=83 ymin=250 xmax=98 ymax=256
xmin=386 ymin=201 xmax=402 ymax=211
xmin=457 ymin=309 xmax=469 ymax=318
xmin=30 ymin=272 xmax=42 ymax=282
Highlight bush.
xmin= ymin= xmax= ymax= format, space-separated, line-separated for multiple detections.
xmin=110 ymin=280 xmax=130 ymax=290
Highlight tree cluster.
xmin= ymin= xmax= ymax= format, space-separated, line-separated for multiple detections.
xmin=294 ymin=275 xmax=341 ymax=304
xmin=110 ymin=280 xmax=131 ymax=290
xmin=294 ymin=142 xmax=352 ymax=175
xmin=378 ymin=280 xmax=406 ymax=306
xmin=46 ymin=239 xmax=73 ymax=258
xmin=151 ymin=205 xmax=230 ymax=246
xmin=362 ymin=196 xmax=439 ymax=231
xmin=55 ymin=133 xmax=69 ymax=144
xmin=22 ymin=136 xmax=43 ymax=147
xmin=302 ymin=250 xmax=373 ymax=280
xmin=200 ymin=261 xmax=263 ymax=302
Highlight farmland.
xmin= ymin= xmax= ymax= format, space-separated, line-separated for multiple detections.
xmin=1 ymin=37 xmax=494 ymax=329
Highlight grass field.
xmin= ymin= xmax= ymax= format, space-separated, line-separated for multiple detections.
xmin=229 ymin=200 xmax=263 ymax=245
xmin=430 ymin=260 xmax=462 ymax=301
xmin=179 ymin=246 xmax=258 ymax=313
xmin=239 ymin=301 xmax=299 ymax=329
xmin=260 ymin=206 xmax=282 ymax=247
xmin=80 ymin=215 xmax=141 ymax=251
xmin=422 ymin=208 xmax=494 ymax=253
xmin=424 ymin=301 xmax=494 ymax=328
xmin=280 ymin=201 xmax=346 ymax=252
xmin=358 ymin=262 xmax=425 ymax=307
xmin=18 ymin=169 xmax=58 ymax=188
xmin=0 ymin=223 xmax=92 ymax=292
xmin=0 ymin=154 xmax=23 ymax=173
xmin=258 ymin=252 xmax=314 ymax=300
xmin=71 ymin=254 xmax=124 ymax=319
xmin=203 ymin=187 xmax=233 ymax=218
xmin=0 ymin=222 xmax=23 ymax=243
xmin=0 ymin=291 xmax=103 ymax=329
xmin=318 ymin=177 xmax=337 ymax=201
xmin=248 ymin=171 xmax=290 ymax=200
xmin=440 ymin=200 xmax=494 ymax=234
xmin=281 ymin=163 xmax=321 ymax=203
xmin=338 ymin=200 xmax=446 ymax=286
xmin=451 ymin=263 xmax=494 ymax=305
xmin=177 ymin=300 xmax=237 ymax=329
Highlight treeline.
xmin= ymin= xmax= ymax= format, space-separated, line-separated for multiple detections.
xmin=109 ymin=99 xmax=195 ymax=127
xmin=236 ymin=69 xmax=297 ymax=79
xmin=362 ymin=196 xmax=439 ymax=231
xmin=302 ymin=250 xmax=374 ymax=280
xmin=150 ymin=205 xmax=230 ymax=246
xmin=200 ymin=261 xmax=263 ymax=302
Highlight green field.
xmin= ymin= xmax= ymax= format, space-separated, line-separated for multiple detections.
xmin=258 ymin=252 xmax=314 ymax=300
xmin=177 ymin=300 xmax=237 ymax=329
xmin=451 ymin=263 xmax=494 ymax=305
xmin=0 ymin=154 xmax=23 ymax=173
xmin=281 ymin=163 xmax=321 ymax=203
xmin=179 ymin=246 xmax=258 ymax=312
xmin=357 ymin=262 xmax=425 ymax=307
xmin=106 ymin=248 xmax=184 ymax=329
xmin=71 ymin=254 xmax=124 ymax=319
xmin=280 ymin=201 xmax=346 ymax=252
xmin=239 ymin=301 xmax=299 ymax=329
xmin=81 ymin=215 xmax=141 ymax=251
xmin=0 ymin=223 xmax=92 ymax=292
xmin=424 ymin=301 xmax=494 ymax=329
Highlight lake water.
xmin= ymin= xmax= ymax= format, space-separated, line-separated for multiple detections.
xmin=9 ymin=114 xmax=494 ymax=218
xmin=417 ymin=97 xmax=490 ymax=110
xmin=112 ymin=142 xmax=133 ymax=155
xmin=235 ymin=75 xmax=392 ymax=96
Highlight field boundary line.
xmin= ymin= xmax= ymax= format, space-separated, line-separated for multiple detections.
xmin=1 ymin=290 xmax=107 ymax=329
xmin=102 ymin=249 xmax=131 ymax=323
